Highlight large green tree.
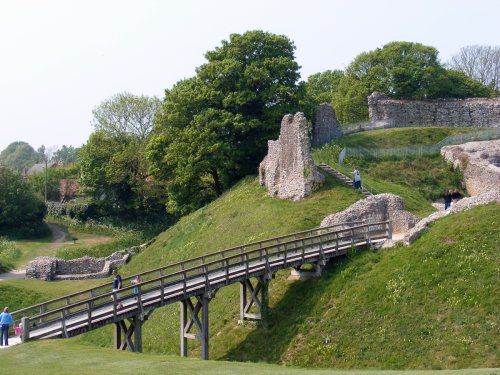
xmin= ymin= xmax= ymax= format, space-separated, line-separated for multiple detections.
xmin=332 ymin=41 xmax=491 ymax=123
xmin=148 ymin=30 xmax=303 ymax=216
xmin=0 ymin=167 xmax=46 ymax=230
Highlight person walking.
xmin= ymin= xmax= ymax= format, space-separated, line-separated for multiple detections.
xmin=353 ymin=167 xmax=362 ymax=190
xmin=112 ymin=269 xmax=123 ymax=308
xmin=0 ymin=307 xmax=15 ymax=346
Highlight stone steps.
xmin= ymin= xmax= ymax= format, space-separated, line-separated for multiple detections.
xmin=318 ymin=164 xmax=372 ymax=197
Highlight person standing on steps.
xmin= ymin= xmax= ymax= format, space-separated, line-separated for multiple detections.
xmin=444 ymin=189 xmax=452 ymax=210
xmin=0 ymin=307 xmax=15 ymax=346
xmin=112 ymin=269 xmax=123 ymax=308
xmin=353 ymin=167 xmax=361 ymax=190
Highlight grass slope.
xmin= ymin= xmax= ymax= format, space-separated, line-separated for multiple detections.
xmin=313 ymin=127 xmax=471 ymax=217
xmin=76 ymin=183 xmax=498 ymax=370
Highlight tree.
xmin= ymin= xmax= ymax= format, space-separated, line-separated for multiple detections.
xmin=0 ymin=167 xmax=46 ymax=230
xmin=448 ymin=45 xmax=500 ymax=92
xmin=148 ymin=30 xmax=303 ymax=215
xmin=52 ymin=145 xmax=80 ymax=166
xmin=79 ymin=132 xmax=165 ymax=216
xmin=91 ymin=92 xmax=162 ymax=140
xmin=0 ymin=142 xmax=43 ymax=172
xmin=301 ymin=70 xmax=344 ymax=121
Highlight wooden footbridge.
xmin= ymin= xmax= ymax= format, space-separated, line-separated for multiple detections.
xmin=12 ymin=220 xmax=391 ymax=359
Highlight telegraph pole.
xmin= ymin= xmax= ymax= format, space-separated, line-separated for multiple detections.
xmin=44 ymin=156 xmax=48 ymax=203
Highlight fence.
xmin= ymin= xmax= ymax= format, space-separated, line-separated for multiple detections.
xmin=339 ymin=128 xmax=500 ymax=161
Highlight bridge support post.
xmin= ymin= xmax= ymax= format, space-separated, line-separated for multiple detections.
xmin=180 ymin=292 xmax=212 ymax=360
xmin=239 ymin=275 xmax=271 ymax=323
xmin=113 ymin=315 xmax=144 ymax=353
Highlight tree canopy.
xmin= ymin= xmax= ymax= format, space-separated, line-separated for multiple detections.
xmin=91 ymin=92 xmax=162 ymax=141
xmin=448 ymin=45 xmax=500 ymax=92
xmin=0 ymin=167 xmax=46 ymax=230
xmin=0 ymin=142 xmax=43 ymax=172
xmin=148 ymin=30 xmax=303 ymax=216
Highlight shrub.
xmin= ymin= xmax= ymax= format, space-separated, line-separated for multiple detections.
xmin=0 ymin=237 xmax=21 ymax=271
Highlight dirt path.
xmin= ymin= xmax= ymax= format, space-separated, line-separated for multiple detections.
xmin=47 ymin=223 xmax=70 ymax=243
xmin=0 ymin=223 xmax=70 ymax=281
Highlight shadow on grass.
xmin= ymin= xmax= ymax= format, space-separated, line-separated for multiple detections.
xmin=222 ymin=254 xmax=355 ymax=363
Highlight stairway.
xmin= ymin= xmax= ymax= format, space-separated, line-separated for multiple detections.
xmin=318 ymin=163 xmax=372 ymax=197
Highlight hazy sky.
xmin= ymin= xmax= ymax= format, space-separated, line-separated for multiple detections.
xmin=1 ymin=0 xmax=499 ymax=152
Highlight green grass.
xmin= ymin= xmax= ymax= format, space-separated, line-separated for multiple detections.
xmin=312 ymin=127 xmax=471 ymax=217
xmin=335 ymin=127 xmax=478 ymax=149
xmin=1 ymin=341 xmax=497 ymax=375
xmin=123 ymin=175 xmax=360 ymax=274
xmin=47 ymin=217 xmax=150 ymax=260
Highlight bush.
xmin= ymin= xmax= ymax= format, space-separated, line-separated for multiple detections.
xmin=0 ymin=237 xmax=21 ymax=271
xmin=46 ymin=201 xmax=97 ymax=221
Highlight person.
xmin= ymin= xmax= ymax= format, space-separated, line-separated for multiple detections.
xmin=112 ymin=269 xmax=123 ymax=308
xmin=131 ymin=275 xmax=141 ymax=297
xmin=444 ymin=189 xmax=452 ymax=210
xmin=0 ymin=307 xmax=15 ymax=346
xmin=353 ymin=167 xmax=361 ymax=190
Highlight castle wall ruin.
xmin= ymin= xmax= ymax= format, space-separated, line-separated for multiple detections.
xmin=368 ymin=92 xmax=500 ymax=128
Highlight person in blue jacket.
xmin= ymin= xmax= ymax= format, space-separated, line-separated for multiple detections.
xmin=0 ymin=307 xmax=15 ymax=346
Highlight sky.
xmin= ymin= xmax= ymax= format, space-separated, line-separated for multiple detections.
xmin=0 ymin=0 xmax=499 ymax=152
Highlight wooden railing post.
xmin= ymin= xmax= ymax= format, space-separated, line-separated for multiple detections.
xmin=20 ymin=317 xmax=30 ymax=342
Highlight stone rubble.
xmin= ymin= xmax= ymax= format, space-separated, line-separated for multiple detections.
xmin=320 ymin=193 xmax=419 ymax=234
xmin=259 ymin=112 xmax=324 ymax=200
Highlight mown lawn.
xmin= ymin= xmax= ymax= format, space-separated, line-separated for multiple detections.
xmin=0 ymin=340 xmax=497 ymax=375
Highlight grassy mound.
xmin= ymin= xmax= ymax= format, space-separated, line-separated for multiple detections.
xmin=1 ymin=127 xmax=497 ymax=372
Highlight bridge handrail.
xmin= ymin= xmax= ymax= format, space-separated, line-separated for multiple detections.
xmin=12 ymin=221 xmax=391 ymax=328
xmin=11 ymin=221 xmax=363 ymax=317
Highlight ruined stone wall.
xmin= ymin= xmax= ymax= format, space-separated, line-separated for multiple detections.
xmin=312 ymin=103 xmax=343 ymax=147
xmin=259 ymin=112 xmax=324 ymax=200
xmin=441 ymin=139 xmax=500 ymax=196
xmin=25 ymin=242 xmax=151 ymax=281
xmin=368 ymin=92 xmax=500 ymax=128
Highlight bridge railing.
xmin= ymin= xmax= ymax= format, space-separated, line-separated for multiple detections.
xmin=13 ymin=221 xmax=391 ymax=340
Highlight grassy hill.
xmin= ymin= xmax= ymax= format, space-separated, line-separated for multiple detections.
xmin=1 ymin=127 xmax=498 ymax=372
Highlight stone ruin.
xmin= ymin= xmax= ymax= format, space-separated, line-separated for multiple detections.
xmin=25 ymin=242 xmax=150 ymax=281
xmin=320 ymin=193 xmax=419 ymax=234
xmin=259 ymin=112 xmax=324 ymax=200
xmin=311 ymin=103 xmax=343 ymax=147
xmin=368 ymin=91 xmax=500 ymax=128
xmin=441 ymin=139 xmax=500 ymax=196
